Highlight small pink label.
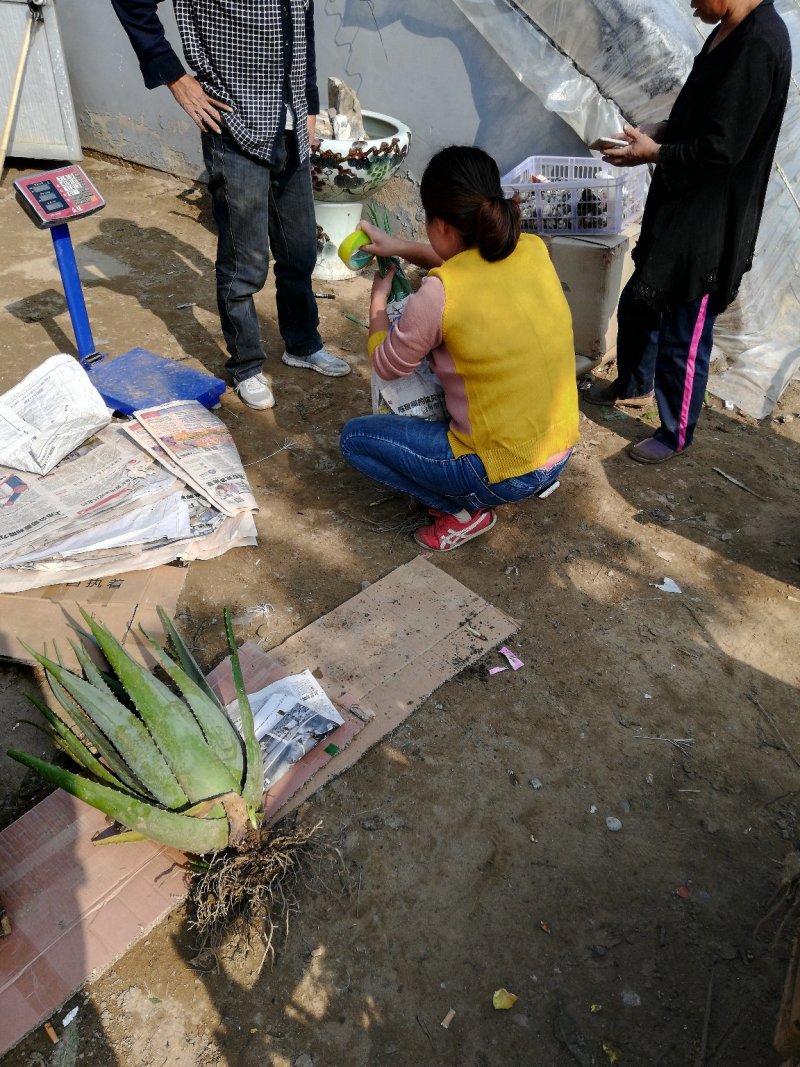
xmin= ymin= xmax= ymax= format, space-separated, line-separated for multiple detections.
xmin=499 ymin=646 xmax=525 ymax=670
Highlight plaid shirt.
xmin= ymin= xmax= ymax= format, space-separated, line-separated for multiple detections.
xmin=112 ymin=0 xmax=319 ymax=164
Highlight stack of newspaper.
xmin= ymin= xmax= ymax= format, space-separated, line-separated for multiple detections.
xmin=0 ymin=356 xmax=257 ymax=593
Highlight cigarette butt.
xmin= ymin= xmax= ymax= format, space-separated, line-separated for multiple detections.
xmin=44 ymin=1022 xmax=59 ymax=1044
xmin=313 ymin=291 xmax=336 ymax=299
xmin=441 ymin=1008 xmax=456 ymax=1029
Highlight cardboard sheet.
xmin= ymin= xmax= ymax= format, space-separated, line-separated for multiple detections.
xmin=0 ymin=565 xmax=187 ymax=671
xmin=0 ymin=557 xmax=516 ymax=1055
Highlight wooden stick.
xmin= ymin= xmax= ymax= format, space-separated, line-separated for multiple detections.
xmin=712 ymin=467 xmax=766 ymax=501
xmin=748 ymin=692 xmax=800 ymax=771
xmin=0 ymin=12 xmax=36 ymax=178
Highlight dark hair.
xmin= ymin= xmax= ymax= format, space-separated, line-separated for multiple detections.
xmin=420 ymin=145 xmax=521 ymax=262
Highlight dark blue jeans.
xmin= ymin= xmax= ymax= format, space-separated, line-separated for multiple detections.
xmin=615 ymin=278 xmax=717 ymax=451
xmin=202 ymin=129 xmax=322 ymax=384
xmin=340 ymin=415 xmax=571 ymax=513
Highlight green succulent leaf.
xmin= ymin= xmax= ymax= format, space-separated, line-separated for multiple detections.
xmin=6 ymin=750 xmax=229 ymax=854
xmin=44 ymin=672 xmax=149 ymax=796
xmin=141 ymin=630 xmax=244 ymax=785
xmin=80 ymin=611 xmax=239 ymax=805
xmin=157 ymin=607 xmax=219 ymax=704
xmin=224 ymin=609 xmax=264 ymax=811
xmin=23 ymin=645 xmax=189 ymax=809
xmin=24 ymin=695 xmax=131 ymax=790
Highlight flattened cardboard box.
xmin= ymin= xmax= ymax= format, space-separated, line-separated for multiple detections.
xmin=0 ymin=557 xmax=516 ymax=1055
xmin=0 ymin=565 xmax=187 ymax=671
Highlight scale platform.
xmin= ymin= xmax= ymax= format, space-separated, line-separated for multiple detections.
xmin=85 ymin=348 xmax=225 ymax=416
xmin=14 ymin=166 xmax=227 ymax=415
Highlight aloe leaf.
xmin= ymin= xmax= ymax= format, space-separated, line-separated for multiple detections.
xmin=94 ymin=797 xmax=226 ymax=844
xmin=80 ymin=610 xmax=240 ymax=802
xmin=25 ymin=645 xmax=188 ymax=809
xmin=79 ymin=611 xmax=240 ymax=804
xmin=141 ymin=630 xmax=244 ymax=784
xmin=25 ymin=696 xmax=131 ymax=790
xmin=93 ymin=829 xmax=148 ymax=845
xmin=69 ymin=639 xmax=115 ymax=696
xmin=7 ymin=751 xmax=229 ymax=854
xmin=45 ymin=673 xmax=149 ymax=797
xmin=157 ymin=607 xmax=218 ymax=704
xmin=224 ymin=609 xmax=264 ymax=813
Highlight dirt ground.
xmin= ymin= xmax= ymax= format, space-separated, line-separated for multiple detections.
xmin=1 ymin=154 xmax=800 ymax=1067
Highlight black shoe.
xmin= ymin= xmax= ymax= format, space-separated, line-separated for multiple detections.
xmin=583 ymin=381 xmax=655 ymax=410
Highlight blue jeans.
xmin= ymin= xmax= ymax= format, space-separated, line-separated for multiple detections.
xmin=340 ymin=415 xmax=571 ymax=513
xmin=615 ymin=278 xmax=717 ymax=451
xmin=202 ymin=128 xmax=322 ymax=384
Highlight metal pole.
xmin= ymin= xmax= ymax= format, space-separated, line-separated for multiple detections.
xmin=50 ymin=223 xmax=97 ymax=361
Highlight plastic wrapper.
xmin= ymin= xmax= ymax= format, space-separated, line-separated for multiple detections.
xmin=451 ymin=0 xmax=800 ymax=415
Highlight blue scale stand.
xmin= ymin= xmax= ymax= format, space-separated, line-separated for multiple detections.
xmin=14 ymin=165 xmax=226 ymax=416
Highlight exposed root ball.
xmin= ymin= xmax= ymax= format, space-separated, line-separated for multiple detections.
xmin=187 ymin=820 xmax=343 ymax=969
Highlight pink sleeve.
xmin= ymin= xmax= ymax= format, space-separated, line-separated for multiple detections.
xmin=372 ymin=277 xmax=445 ymax=381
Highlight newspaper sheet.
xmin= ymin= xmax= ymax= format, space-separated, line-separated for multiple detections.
xmin=0 ymin=354 xmax=111 ymax=476
xmin=0 ymin=511 xmax=258 ymax=593
xmin=122 ymin=420 xmax=215 ymax=504
xmin=226 ymin=670 xmax=345 ymax=788
xmin=0 ymin=425 xmax=181 ymax=565
xmin=132 ymin=400 xmax=257 ymax=517
xmin=372 ymin=361 xmax=448 ymax=420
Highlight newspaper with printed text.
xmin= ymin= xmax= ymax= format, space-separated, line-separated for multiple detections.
xmin=131 ymin=400 xmax=257 ymax=517
xmin=0 ymin=354 xmax=111 ymax=476
xmin=226 ymin=670 xmax=345 ymax=788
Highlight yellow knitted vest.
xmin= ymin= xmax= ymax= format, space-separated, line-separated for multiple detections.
xmin=430 ymin=233 xmax=579 ymax=483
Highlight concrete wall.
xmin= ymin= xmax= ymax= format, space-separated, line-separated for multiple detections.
xmin=57 ymin=0 xmax=584 ymax=181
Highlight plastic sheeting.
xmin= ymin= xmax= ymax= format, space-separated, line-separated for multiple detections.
xmin=452 ymin=0 xmax=800 ymax=417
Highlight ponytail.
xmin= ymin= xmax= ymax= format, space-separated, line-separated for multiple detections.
xmin=420 ymin=146 xmax=521 ymax=262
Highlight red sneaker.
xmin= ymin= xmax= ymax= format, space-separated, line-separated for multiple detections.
xmin=413 ymin=508 xmax=496 ymax=552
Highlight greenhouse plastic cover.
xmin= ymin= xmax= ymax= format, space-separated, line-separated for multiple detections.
xmin=453 ymin=0 xmax=800 ymax=416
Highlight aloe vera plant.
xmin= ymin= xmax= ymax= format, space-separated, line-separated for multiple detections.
xmin=7 ymin=607 xmax=264 ymax=854
xmin=367 ymin=201 xmax=414 ymax=303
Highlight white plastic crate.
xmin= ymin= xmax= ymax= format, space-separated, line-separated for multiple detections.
xmin=501 ymin=155 xmax=647 ymax=235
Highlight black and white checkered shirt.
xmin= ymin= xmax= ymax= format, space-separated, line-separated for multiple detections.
xmin=112 ymin=0 xmax=319 ymax=164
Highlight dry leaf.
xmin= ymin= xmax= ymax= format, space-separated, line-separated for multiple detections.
xmin=603 ymin=1041 xmax=622 ymax=1063
xmin=492 ymin=988 xmax=519 ymax=1010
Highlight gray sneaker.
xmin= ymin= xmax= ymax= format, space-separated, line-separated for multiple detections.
xmin=282 ymin=346 xmax=350 ymax=377
xmin=234 ymin=372 xmax=274 ymax=410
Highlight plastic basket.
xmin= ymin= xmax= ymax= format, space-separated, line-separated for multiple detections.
xmin=501 ymin=155 xmax=647 ymax=235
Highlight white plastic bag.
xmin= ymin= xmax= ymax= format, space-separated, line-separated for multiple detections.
xmin=370 ymin=295 xmax=447 ymax=421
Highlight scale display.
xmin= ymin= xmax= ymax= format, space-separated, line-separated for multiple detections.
xmin=14 ymin=165 xmax=105 ymax=229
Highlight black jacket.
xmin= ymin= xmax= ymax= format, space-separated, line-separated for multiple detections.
xmin=632 ymin=0 xmax=791 ymax=313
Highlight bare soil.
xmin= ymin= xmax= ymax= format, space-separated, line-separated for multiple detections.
xmin=1 ymin=155 xmax=800 ymax=1067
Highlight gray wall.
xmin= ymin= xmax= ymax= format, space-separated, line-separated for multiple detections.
xmin=58 ymin=0 xmax=584 ymax=180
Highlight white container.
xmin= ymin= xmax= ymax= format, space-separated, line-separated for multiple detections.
xmin=502 ymin=155 xmax=647 ymax=236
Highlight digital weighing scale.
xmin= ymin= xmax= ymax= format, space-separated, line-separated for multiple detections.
xmin=14 ymin=164 xmax=226 ymax=415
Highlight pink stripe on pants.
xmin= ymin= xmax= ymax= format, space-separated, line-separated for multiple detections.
xmin=678 ymin=294 xmax=710 ymax=452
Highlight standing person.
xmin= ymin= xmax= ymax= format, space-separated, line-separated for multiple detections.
xmin=585 ymin=0 xmax=791 ymax=463
xmin=340 ymin=146 xmax=579 ymax=553
xmin=111 ymin=0 xmax=350 ymax=411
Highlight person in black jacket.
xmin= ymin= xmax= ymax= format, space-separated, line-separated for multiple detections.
xmin=585 ymin=0 xmax=791 ymax=463
xmin=111 ymin=0 xmax=350 ymax=411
